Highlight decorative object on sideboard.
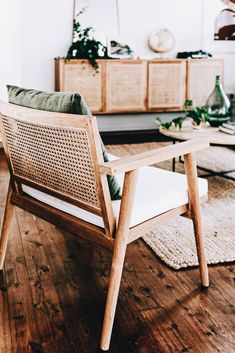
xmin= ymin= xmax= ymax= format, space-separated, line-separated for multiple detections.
xmin=107 ymin=36 xmax=134 ymax=59
xmin=156 ymin=100 xmax=209 ymax=130
xmin=205 ymin=75 xmax=231 ymax=127
xmin=66 ymin=7 xmax=109 ymax=70
xmin=148 ymin=28 xmax=175 ymax=55
xmin=176 ymin=50 xmax=212 ymax=59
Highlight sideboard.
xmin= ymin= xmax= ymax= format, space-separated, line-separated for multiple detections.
xmin=55 ymin=58 xmax=223 ymax=114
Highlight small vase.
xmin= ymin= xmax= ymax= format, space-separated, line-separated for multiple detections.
xmin=205 ymin=75 xmax=231 ymax=127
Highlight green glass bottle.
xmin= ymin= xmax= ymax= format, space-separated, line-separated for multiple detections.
xmin=205 ymin=75 xmax=231 ymax=127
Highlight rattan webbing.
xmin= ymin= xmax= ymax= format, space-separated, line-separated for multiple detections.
xmin=2 ymin=115 xmax=101 ymax=209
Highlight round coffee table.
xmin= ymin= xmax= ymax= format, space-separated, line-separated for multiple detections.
xmin=159 ymin=122 xmax=235 ymax=180
xmin=160 ymin=123 xmax=235 ymax=145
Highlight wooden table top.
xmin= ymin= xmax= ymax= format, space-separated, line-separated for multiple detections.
xmin=160 ymin=122 xmax=235 ymax=145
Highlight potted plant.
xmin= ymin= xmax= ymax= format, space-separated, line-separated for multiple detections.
xmin=66 ymin=8 xmax=109 ymax=71
xmin=156 ymin=100 xmax=209 ymax=130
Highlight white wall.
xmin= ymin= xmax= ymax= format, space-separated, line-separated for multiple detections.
xmin=76 ymin=0 xmax=205 ymax=56
xmin=0 ymin=2 xmax=10 ymax=101
xmin=0 ymin=0 xmax=74 ymax=100
xmin=0 ymin=0 xmax=234 ymax=101
xmin=19 ymin=0 xmax=74 ymax=90
xmin=78 ymin=0 xmax=235 ymax=93
xmin=0 ymin=0 xmax=22 ymax=100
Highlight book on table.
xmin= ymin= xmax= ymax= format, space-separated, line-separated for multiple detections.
xmin=219 ymin=125 xmax=235 ymax=135
xmin=222 ymin=122 xmax=235 ymax=131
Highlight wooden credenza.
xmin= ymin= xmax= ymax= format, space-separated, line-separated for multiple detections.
xmin=55 ymin=58 xmax=223 ymax=114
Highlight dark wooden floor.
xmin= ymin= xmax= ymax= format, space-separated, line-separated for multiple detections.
xmin=0 ymin=147 xmax=235 ymax=353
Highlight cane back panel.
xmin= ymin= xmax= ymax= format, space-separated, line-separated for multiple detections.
xmin=1 ymin=114 xmax=101 ymax=210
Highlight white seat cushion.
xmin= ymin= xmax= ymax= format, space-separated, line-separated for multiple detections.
xmin=22 ymin=154 xmax=208 ymax=229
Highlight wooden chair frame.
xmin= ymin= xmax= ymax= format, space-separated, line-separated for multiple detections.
xmin=0 ymin=102 xmax=209 ymax=351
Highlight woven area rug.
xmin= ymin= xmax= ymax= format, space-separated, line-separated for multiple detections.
xmin=108 ymin=144 xmax=235 ymax=269
xmin=143 ymin=146 xmax=235 ymax=269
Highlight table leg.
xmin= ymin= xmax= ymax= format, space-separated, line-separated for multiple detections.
xmin=172 ymin=141 xmax=176 ymax=172
xmin=178 ymin=148 xmax=235 ymax=181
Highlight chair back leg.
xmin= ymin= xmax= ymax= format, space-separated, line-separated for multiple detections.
xmin=0 ymin=183 xmax=14 ymax=270
xmin=184 ymin=153 xmax=209 ymax=287
xmin=100 ymin=170 xmax=138 ymax=351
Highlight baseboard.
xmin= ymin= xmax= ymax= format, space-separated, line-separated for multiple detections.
xmin=100 ymin=129 xmax=172 ymax=144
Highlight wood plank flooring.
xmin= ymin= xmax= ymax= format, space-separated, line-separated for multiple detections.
xmin=0 ymin=145 xmax=235 ymax=353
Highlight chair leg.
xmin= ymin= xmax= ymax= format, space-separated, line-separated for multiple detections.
xmin=184 ymin=153 xmax=209 ymax=287
xmin=100 ymin=170 xmax=138 ymax=351
xmin=191 ymin=205 xmax=209 ymax=287
xmin=0 ymin=183 xmax=13 ymax=270
xmin=100 ymin=231 xmax=128 ymax=351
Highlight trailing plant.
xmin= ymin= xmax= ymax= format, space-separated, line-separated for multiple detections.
xmin=66 ymin=8 xmax=109 ymax=71
xmin=156 ymin=100 xmax=209 ymax=129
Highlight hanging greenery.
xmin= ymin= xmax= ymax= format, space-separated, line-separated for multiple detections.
xmin=156 ymin=100 xmax=209 ymax=130
xmin=66 ymin=8 xmax=109 ymax=71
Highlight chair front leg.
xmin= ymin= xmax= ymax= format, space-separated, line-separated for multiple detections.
xmin=0 ymin=182 xmax=14 ymax=270
xmin=100 ymin=169 xmax=138 ymax=351
xmin=184 ymin=152 xmax=209 ymax=287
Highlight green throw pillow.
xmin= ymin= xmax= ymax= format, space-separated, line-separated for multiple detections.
xmin=7 ymin=84 xmax=90 ymax=115
xmin=7 ymin=85 xmax=121 ymax=200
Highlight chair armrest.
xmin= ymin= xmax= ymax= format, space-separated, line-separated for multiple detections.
xmin=99 ymin=139 xmax=209 ymax=175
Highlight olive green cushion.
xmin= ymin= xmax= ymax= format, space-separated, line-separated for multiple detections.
xmin=7 ymin=85 xmax=121 ymax=200
xmin=7 ymin=84 xmax=90 ymax=115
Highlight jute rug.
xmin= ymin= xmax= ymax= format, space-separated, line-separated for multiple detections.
xmin=107 ymin=143 xmax=235 ymax=269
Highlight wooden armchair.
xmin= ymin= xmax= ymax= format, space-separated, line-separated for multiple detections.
xmin=0 ymin=102 xmax=209 ymax=351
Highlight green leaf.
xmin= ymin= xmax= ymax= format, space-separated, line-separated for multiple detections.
xmin=184 ymin=99 xmax=193 ymax=108
xmin=156 ymin=100 xmax=210 ymax=130
xmin=172 ymin=117 xmax=185 ymax=129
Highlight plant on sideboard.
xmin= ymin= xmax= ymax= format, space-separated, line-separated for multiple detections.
xmin=156 ymin=100 xmax=209 ymax=130
xmin=66 ymin=8 xmax=109 ymax=71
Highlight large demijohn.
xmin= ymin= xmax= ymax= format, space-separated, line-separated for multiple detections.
xmin=205 ymin=75 xmax=231 ymax=127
